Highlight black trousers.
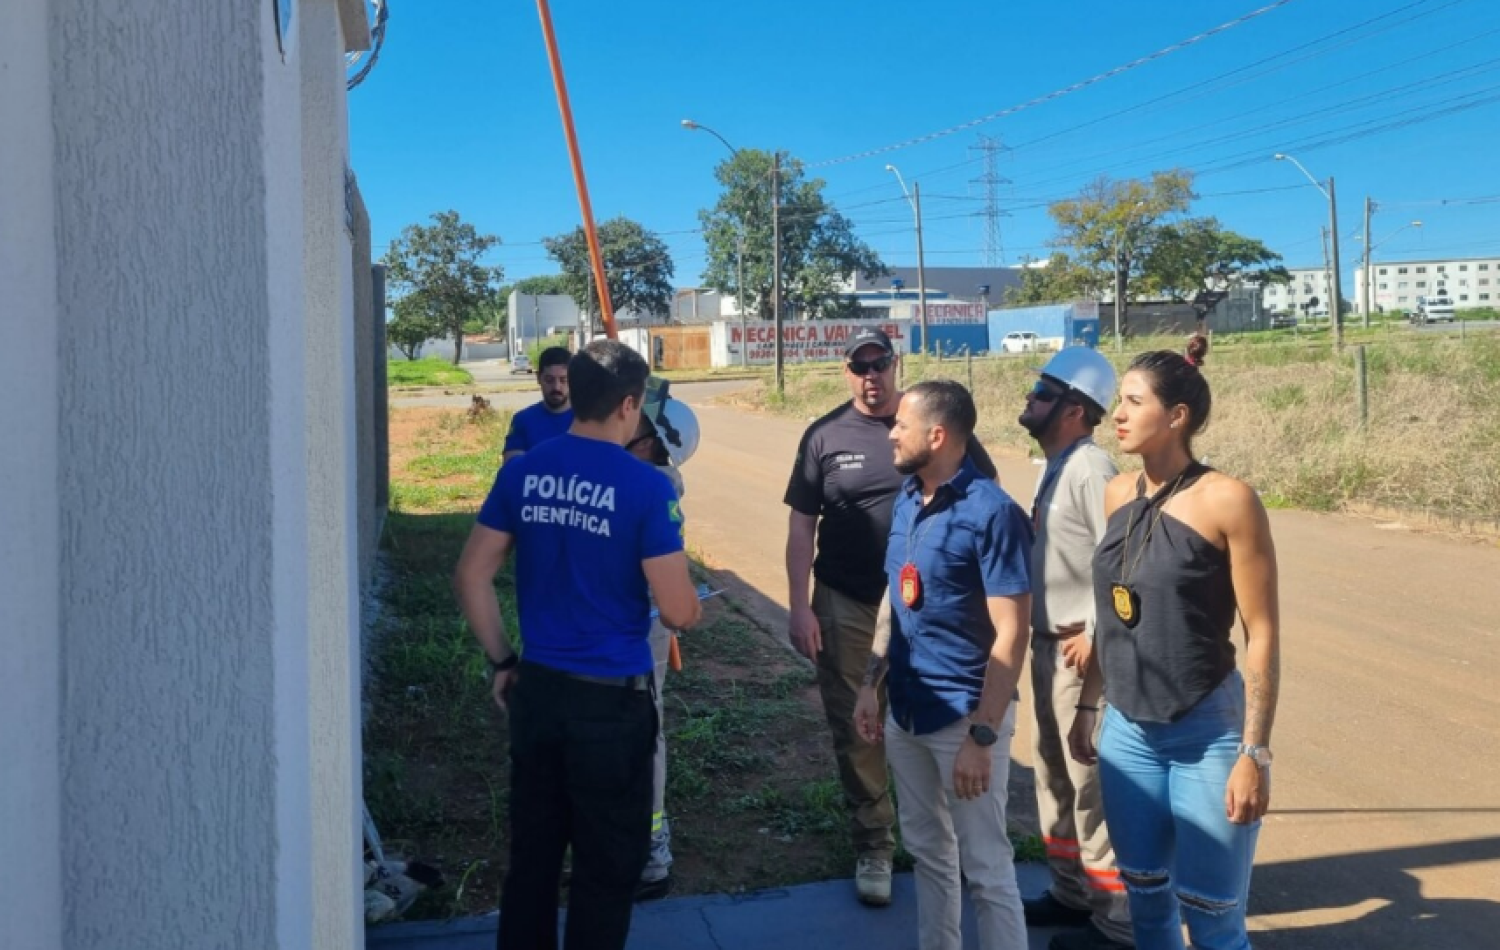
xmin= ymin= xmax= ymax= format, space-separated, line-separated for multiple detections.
xmin=498 ymin=662 xmax=658 ymax=950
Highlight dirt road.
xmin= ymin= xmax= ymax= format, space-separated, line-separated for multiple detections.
xmin=671 ymin=381 xmax=1500 ymax=949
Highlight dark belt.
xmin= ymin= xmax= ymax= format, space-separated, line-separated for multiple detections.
xmin=1034 ymin=627 xmax=1086 ymax=640
xmin=522 ymin=660 xmax=651 ymax=692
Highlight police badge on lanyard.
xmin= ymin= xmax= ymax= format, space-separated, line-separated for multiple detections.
xmin=899 ymin=562 xmax=921 ymax=608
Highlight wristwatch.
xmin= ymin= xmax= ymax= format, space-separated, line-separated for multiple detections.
xmin=488 ymin=653 xmax=519 ymax=676
xmin=1238 ymin=743 xmax=1273 ymax=767
xmin=968 ymin=722 xmax=999 ymax=748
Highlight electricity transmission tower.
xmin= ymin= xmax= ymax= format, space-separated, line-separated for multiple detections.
xmin=970 ymin=135 xmax=1010 ymax=267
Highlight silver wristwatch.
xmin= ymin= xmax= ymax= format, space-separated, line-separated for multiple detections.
xmin=1238 ymin=743 xmax=1273 ymax=767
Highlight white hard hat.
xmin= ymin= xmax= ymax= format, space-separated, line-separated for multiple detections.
xmin=650 ymin=398 xmax=700 ymax=469
xmin=1036 ymin=347 xmax=1117 ymax=413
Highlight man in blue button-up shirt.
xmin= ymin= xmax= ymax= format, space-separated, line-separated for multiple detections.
xmin=855 ymin=379 xmax=1034 ymax=950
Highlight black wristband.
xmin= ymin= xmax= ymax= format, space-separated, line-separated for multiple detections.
xmin=488 ymin=653 xmax=519 ymax=675
xmin=1075 ymin=704 xmax=1099 ymax=711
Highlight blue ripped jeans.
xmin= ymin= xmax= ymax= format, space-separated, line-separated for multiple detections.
xmin=1099 ymin=672 xmax=1259 ymax=950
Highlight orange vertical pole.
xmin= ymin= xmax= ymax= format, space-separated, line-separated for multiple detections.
xmin=535 ymin=0 xmax=616 ymax=338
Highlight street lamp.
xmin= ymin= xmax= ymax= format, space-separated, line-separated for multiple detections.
xmin=1275 ymin=152 xmax=1344 ymax=347
xmin=885 ymin=164 xmax=929 ymax=356
xmin=682 ymin=119 xmax=754 ymax=371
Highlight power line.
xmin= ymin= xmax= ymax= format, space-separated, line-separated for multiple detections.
xmin=1198 ymin=82 xmax=1500 ymax=176
xmin=996 ymin=0 xmax=1470 ymax=160
xmin=981 ymin=58 xmax=1500 ymax=204
xmin=806 ymin=0 xmax=1299 ymax=167
xmin=1379 ymin=194 xmax=1500 ymax=207
xmin=836 ymin=0 xmax=1481 ymax=199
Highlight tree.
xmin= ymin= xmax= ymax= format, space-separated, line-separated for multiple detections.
xmin=1048 ymin=169 xmax=1196 ymax=307
xmin=1005 ymin=253 xmax=1098 ymax=305
xmin=513 ymin=274 xmax=571 ymax=296
xmin=485 ymin=276 xmax=569 ymax=340
xmin=542 ymin=217 xmax=674 ymax=328
xmin=699 ymin=150 xmax=885 ymax=320
xmin=382 ymin=210 xmax=504 ymax=365
xmin=1139 ymin=218 xmax=1290 ymax=302
xmin=385 ymin=297 xmax=441 ymax=360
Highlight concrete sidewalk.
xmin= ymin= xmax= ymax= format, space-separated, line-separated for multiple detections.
xmin=367 ymin=865 xmax=1074 ymax=949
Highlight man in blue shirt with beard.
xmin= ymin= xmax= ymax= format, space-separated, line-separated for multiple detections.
xmin=503 ymin=345 xmax=573 ymax=462
xmin=855 ymin=379 xmax=1033 ymax=950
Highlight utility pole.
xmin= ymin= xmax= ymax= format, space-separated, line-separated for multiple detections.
xmin=736 ymin=238 xmax=748 ymax=367
xmin=1113 ymin=245 xmax=1125 ymax=353
xmin=1362 ymin=196 xmax=1374 ymax=328
xmin=1329 ymin=176 xmax=1344 ymax=349
xmin=772 ymin=151 xmax=784 ymax=394
xmin=1320 ymin=224 xmax=1332 ymax=315
xmin=914 ymin=181 xmax=928 ymax=356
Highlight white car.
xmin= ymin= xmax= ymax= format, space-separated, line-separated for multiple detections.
xmin=1001 ymin=331 xmax=1040 ymax=354
xmin=510 ymin=353 xmax=531 ymax=374
xmin=1415 ymin=295 xmax=1457 ymax=324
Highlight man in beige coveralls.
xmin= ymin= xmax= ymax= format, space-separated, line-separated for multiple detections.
xmin=1018 ymin=348 xmax=1133 ymax=950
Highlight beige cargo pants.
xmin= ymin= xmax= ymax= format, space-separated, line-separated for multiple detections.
xmin=1031 ymin=632 xmax=1133 ymax=945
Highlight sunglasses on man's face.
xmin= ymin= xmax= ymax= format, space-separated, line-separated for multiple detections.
xmin=847 ymin=355 xmax=895 ymax=375
xmin=1029 ymin=381 xmax=1068 ymax=402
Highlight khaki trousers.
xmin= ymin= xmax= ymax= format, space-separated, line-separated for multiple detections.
xmin=1030 ymin=633 xmax=1133 ymax=945
xmin=886 ymin=708 xmax=1026 ymax=950
xmin=812 ymin=582 xmax=896 ymax=859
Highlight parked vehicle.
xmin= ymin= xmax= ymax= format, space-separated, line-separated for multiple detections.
xmin=1411 ymin=295 xmax=1457 ymax=324
xmin=510 ymin=353 xmax=532 ymax=374
xmin=1001 ymin=331 xmax=1040 ymax=353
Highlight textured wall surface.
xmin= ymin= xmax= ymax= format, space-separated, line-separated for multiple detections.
xmin=373 ymin=265 xmax=390 ymax=511
xmin=51 ymin=1 xmax=312 ymax=947
xmin=301 ymin=3 xmax=365 ymax=948
xmin=351 ymin=187 xmax=380 ymax=589
xmin=265 ymin=1 xmax=316 ymax=947
xmin=0 ymin=1 xmax=63 ymax=947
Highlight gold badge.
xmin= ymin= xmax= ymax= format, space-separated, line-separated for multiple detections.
xmin=1111 ymin=583 xmax=1140 ymax=629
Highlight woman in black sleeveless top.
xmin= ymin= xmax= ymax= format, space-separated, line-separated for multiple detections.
xmin=1067 ymin=351 xmax=1281 ymax=950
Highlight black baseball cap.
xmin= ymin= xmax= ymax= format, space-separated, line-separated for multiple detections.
xmin=844 ymin=327 xmax=895 ymax=359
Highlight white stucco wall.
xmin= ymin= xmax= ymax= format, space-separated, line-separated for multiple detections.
xmin=45 ymin=1 xmax=313 ymax=947
xmin=0 ymin=1 xmax=62 ymax=947
xmin=265 ymin=2 xmax=316 ymax=948
xmin=300 ymin=3 xmax=365 ymax=948
xmin=5 ymin=2 xmax=369 ymax=946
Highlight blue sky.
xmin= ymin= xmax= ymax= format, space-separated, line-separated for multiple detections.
xmin=349 ymin=0 xmax=1499 ymax=287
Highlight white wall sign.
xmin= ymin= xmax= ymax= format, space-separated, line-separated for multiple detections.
xmin=711 ymin=320 xmax=912 ymax=367
xmin=891 ymin=301 xmax=987 ymax=324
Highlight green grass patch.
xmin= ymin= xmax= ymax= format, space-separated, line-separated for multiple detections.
xmin=388 ymin=356 xmax=475 ymax=388
xmin=389 ymin=480 xmax=491 ymax=511
xmin=405 ymin=450 xmax=501 ymax=481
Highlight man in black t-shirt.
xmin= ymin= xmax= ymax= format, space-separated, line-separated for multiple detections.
xmin=786 ymin=328 xmax=1001 ymax=909
xmin=784 ymin=326 xmax=905 ymax=907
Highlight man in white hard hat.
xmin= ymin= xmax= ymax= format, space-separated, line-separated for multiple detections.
xmin=1018 ymin=347 xmax=1133 ymax=950
xmin=625 ymin=382 xmax=701 ymax=902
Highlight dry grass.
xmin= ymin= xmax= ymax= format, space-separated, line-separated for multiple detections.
xmin=731 ymin=331 xmax=1500 ymax=519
